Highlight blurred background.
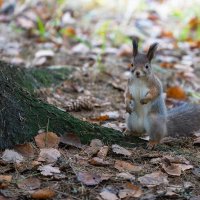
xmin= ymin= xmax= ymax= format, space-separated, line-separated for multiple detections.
xmin=0 ymin=0 xmax=200 ymax=127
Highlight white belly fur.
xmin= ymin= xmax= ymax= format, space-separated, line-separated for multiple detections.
xmin=127 ymin=79 xmax=151 ymax=133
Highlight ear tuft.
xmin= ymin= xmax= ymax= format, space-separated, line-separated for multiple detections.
xmin=132 ymin=39 xmax=138 ymax=58
xmin=147 ymin=43 xmax=158 ymax=61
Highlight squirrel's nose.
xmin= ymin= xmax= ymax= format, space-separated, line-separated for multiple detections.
xmin=135 ymin=71 xmax=140 ymax=77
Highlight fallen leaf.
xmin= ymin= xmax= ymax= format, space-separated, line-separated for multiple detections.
xmin=35 ymin=50 xmax=55 ymax=58
xmin=114 ymin=160 xmax=142 ymax=172
xmin=101 ymin=111 xmax=120 ymax=120
xmin=138 ymin=171 xmax=168 ymax=187
xmin=2 ymin=150 xmax=24 ymax=163
xmin=117 ymin=44 xmax=132 ymax=57
xmin=192 ymin=168 xmax=200 ymax=179
xmin=166 ymin=86 xmax=187 ymax=100
xmin=161 ymin=163 xmax=182 ymax=176
xmin=38 ymin=164 xmax=60 ymax=176
xmin=16 ymin=161 xmax=41 ymax=172
xmin=101 ymin=173 xmax=113 ymax=181
xmin=112 ymin=144 xmax=132 ymax=156
xmin=190 ymin=195 xmax=200 ymax=200
xmin=60 ymin=133 xmax=82 ymax=148
xmin=16 ymin=16 xmax=35 ymax=30
xmin=14 ymin=143 xmax=35 ymax=158
xmin=116 ymin=172 xmax=135 ymax=181
xmin=38 ymin=148 xmax=61 ymax=163
xmin=189 ymin=17 xmax=200 ymax=30
xmin=179 ymin=164 xmax=193 ymax=171
xmin=62 ymin=12 xmax=76 ymax=24
xmin=91 ymin=115 xmax=109 ymax=121
xmin=102 ymin=123 xmax=122 ymax=131
xmin=77 ymin=172 xmax=110 ymax=186
xmin=160 ymin=62 xmax=174 ymax=68
xmin=0 ymin=195 xmax=8 ymax=200
xmin=17 ymin=177 xmax=41 ymax=190
xmin=89 ymin=157 xmax=111 ymax=166
xmin=163 ymin=155 xmax=190 ymax=165
xmin=72 ymin=43 xmax=90 ymax=54
xmin=160 ymin=30 xmax=174 ymax=38
xmin=90 ymin=139 xmax=103 ymax=148
xmin=0 ymin=175 xmax=12 ymax=189
xmin=100 ymin=188 xmax=119 ymax=200
xmin=84 ymin=139 xmax=103 ymax=156
xmin=62 ymin=26 xmax=76 ymax=37
xmin=34 ymin=132 xmax=60 ymax=148
xmin=109 ymin=81 xmax=125 ymax=91
xmin=31 ymin=187 xmax=55 ymax=199
xmin=118 ymin=183 xmax=143 ymax=198
xmin=193 ymin=137 xmax=200 ymax=145
xmin=97 ymin=146 xmax=109 ymax=159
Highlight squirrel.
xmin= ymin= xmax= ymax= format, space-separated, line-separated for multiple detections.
xmin=124 ymin=39 xmax=200 ymax=149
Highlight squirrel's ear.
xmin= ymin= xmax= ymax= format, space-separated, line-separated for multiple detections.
xmin=132 ymin=39 xmax=138 ymax=58
xmin=147 ymin=43 xmax=158 ymax=61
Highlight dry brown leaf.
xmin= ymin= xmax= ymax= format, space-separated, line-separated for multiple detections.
xmin=60 ymin=133 xmax=82 ymax=148
xmin=163 ymin=155 xmax=190 ymax=165
xmin=17 ymin=177 xmax=41 ymax=190
xmin=100 ymin=188 xmax=118 ymax=200
xmin=16 ymin=161 xmax=41 ymax=172
xmin=161 ymin=163 xmax=182 ymax=176
xmin=116 ymin=172 xmax=135 ymax=181
xmin=2 ymin=150 xmax=24 ymax=163
xmin=14 ymin=143 xmax=35 ymax=158
xmin=193 ymin=137 xmax=200 ymax=145
xmin=16 ymin=17 xmax=35 ymax=30
xmin=114 ymin=160 xmax=142 ymax=172
xmin=0 ymin=0 xmax=3 ymax=8
xmin=0 ymin=175 xmax=12 ymax=189
xmin=117 ymin=44 xmax=132 ymax=57
xmin=0 ymin=195 xmax=8 ymax=200
xmin=160 ymin=62 xmax=174 ymax=68
xmin=138 ymin=171 xmax=168 ymax=187
xmin=97 ymin=146 xmax=109 ymax=159
xmin=84 ymin=139 xmax=103 ymax=156
xmin=118 ymin=183 xmax=143 ymax=198
xmin=166 ymin=86 xmax=187 ymax=100
xmin=90 ymin=139 xmax=103 ymax=148
xmin=89 ymin=157 xmax=111 ymax=166
xmin=35 ymin=50 xmax=55 ymax=58
xmin=77 ymin=172 xmax=101 ymax=186
xmin=38 ymin=148 xmax=61 ymax=163
xmin=38 ymin=164 xmax=60 ymax=176
xmin=112 ymin=144 xmax=132 ymax=156
xmin=31 ymin=187 xmax=55 ymax=199
xmin=192 ymin=168 xmax=200 ymax=179
xmin=189 ymin=17 xmax=200 ymax=30
xmin=101 ymin=173 xmax=113 ymax=181
xmin=77 ymin=172 xmax=111 ymax=186
xmin=63 ymin=26 xmax=76 ymax=37
xmin=91 ymin=115 xmax=109 ymax=121
xmin=160 ymin=30 xmax=174 ymax=38
xmin=179 ymin=164 xmax=193 ymax=171
xmin=34 ymin=132 xmax=60 ymax=148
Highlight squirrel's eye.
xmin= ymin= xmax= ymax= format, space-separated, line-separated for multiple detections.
xmin=145 ymin=64 xmax=149 ymax=69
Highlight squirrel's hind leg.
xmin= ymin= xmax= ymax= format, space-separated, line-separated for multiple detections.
xmin=146 ymin=114 xmax=167 ymax=149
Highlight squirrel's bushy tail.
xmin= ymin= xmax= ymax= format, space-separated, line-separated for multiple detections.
xmin=167 ymin=103 xmax=200 ymax=137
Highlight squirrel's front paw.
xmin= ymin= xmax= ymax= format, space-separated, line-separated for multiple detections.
xmin=123 ymin=129 xmax=131 ymax=136
xmin=126 ymin=106 xmax=132 ymax=114
xmin=147 ymin=140 xmax=159 ymax=150
xmin=140 ymin=98 xmax=149 ymax=104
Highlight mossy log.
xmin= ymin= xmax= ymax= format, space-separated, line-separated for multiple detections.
xmin=0 ymin=60 xmax=144 ymax=149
